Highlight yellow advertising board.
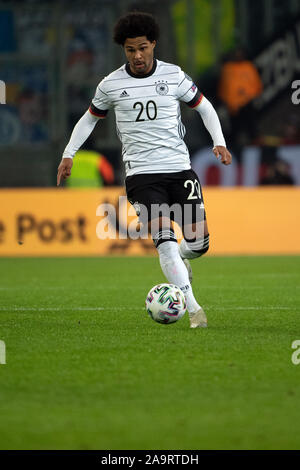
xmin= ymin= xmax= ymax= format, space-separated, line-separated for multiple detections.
xmin=0 ymin=187 xmax=299 ymax=256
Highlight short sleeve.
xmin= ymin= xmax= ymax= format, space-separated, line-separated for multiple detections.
xmin=89 ymin=79 xmax=113 ymax=118
xmin=176 ymin=68 xmax=203 ymax=108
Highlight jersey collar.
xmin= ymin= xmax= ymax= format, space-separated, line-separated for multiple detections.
xmin=125 ymin=58 xmax=157 ymax=78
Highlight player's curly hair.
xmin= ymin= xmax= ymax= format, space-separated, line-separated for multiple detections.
xmin=113 ymin=11 xmax=160 ymax=45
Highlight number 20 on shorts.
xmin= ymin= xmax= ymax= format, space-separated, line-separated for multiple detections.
xmin=184 ymin=179 xmax=202 ymax=200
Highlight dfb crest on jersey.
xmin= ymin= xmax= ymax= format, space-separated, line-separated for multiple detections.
xmin=155 ymin=81 xmax=169 ymax=95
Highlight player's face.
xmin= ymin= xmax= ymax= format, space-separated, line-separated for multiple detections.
xmin=124 ymin=36 xmax=156 ymax=76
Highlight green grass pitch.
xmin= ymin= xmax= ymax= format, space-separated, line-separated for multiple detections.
xmin=0 ymin=255 xmax=299 ymax=450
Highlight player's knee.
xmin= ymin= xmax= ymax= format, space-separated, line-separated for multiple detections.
xmin=183 ymin=234 xmax=209 ymax=258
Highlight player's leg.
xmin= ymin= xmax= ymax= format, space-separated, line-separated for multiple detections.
xmin=150 ymin=215 xmax=203 ymax=321
xmin=169 ymin=170 xmax=209 ymax=327
xmin=126 ymin=173 xmax=186 ymax=290
xmin=179 ymin=219 xmax=209 ymax=261
xmin=126 ymin=173 xmax=205 ymax=327
xmin=168 ymin=169 xmax=209 ymax=264
xmin=178 ymin=220 xmax=209 ymax=328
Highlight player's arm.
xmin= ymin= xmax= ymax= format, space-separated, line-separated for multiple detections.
xmin=57 ymin=109 xmax=102 ymax=185
xmin=57 ymin=78 xmax=111 ymax=186
xmin=177 ymin=70 xmax=232 ymax=165
xmin=190 ymin=94 xmax=232 ymax=165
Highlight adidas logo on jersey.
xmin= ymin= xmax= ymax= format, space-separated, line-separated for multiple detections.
xmin=120 ymin=90 xmax=129 ymax=97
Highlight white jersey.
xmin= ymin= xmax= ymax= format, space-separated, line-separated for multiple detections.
xmin=90 ymin=59 xmax=203 ymax=177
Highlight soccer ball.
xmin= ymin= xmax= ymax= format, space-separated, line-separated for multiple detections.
xmin=145 ymin=283 xmax=187 ymax=324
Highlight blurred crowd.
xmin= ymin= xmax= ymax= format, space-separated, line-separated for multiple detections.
xmin=0 ymin=2 xmax=299 ymax=187
xmin=214 ymin=47 xmax=299 ymax=185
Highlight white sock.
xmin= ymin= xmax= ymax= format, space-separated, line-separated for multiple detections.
xmin=179 ymin=239 xmax=195 ymax=259
xmin=157 ymin=241 xmax=200 ymax=314
xmin=179 ymin=235 xmax=209 ymax=259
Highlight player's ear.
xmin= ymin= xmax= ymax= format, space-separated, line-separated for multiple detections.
xmin=151 ymin=40 xmax=156 ymax=50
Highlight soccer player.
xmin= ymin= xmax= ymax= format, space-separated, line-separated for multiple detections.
xmin=57 ymin=12 xmax=232 ymax=328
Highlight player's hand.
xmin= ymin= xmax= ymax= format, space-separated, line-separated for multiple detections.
xmin=57 ymin=158 xmax=73 ymax=186
xmin=213 ymin=145 xmax=232 ymax=165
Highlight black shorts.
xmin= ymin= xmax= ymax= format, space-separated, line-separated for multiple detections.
xmin=125 ymin=169 xmax=206 ymax=226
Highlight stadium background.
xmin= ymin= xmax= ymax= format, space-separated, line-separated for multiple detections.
xmin=0 ymin=0 xmax=300 ymax=256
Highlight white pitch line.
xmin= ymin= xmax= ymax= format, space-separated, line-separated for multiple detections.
xmin=0 ymin=286 xmax=123 ymax=291
xmin=0 ymin=306 xmax=297 ymax=312
xmin=206 ymin=306 xmax=298 ymax=311
xmin=0 ymin=306 xmax=139 ymax=312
